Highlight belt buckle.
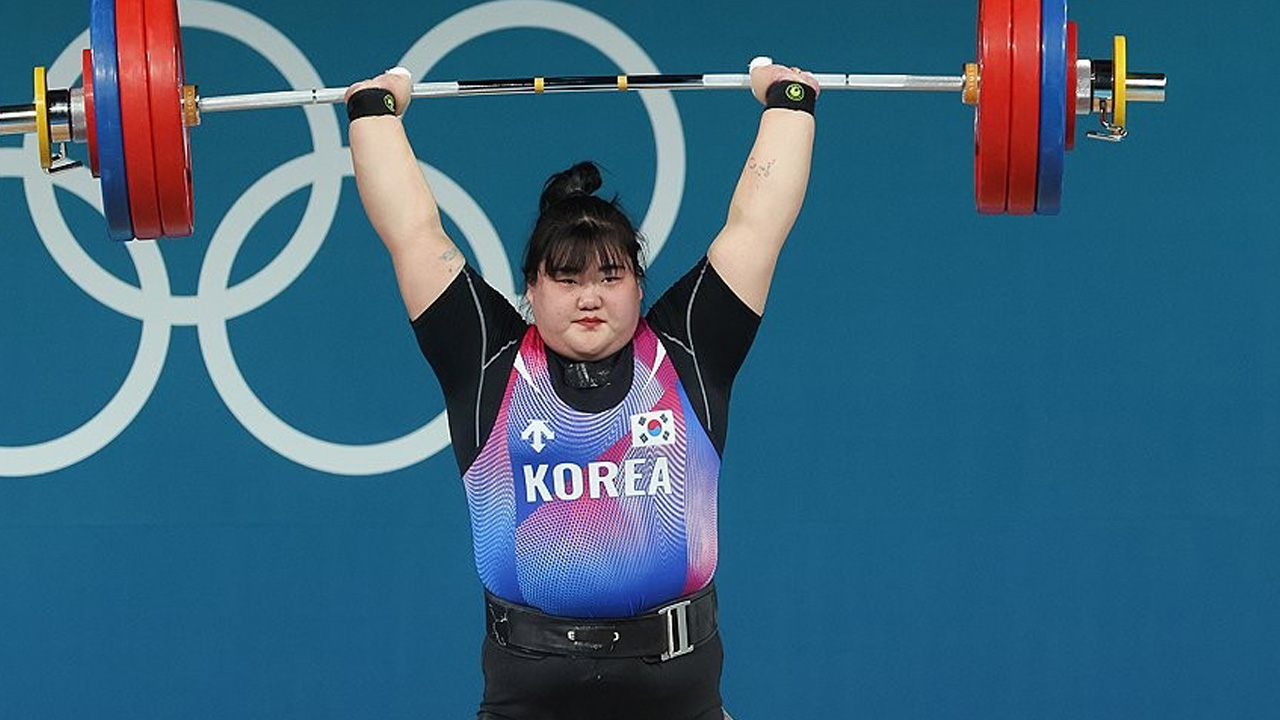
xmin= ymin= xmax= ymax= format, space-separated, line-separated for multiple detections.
xmin=657 ymin=599 xmax=694 ymax=661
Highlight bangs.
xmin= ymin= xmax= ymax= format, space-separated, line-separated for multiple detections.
xmin=522 ymin=179 xmax=647 ymax=288
xmin=540 ymin=220 xmax=640 ymax=277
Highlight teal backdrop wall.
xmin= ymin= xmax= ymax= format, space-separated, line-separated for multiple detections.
xmin=3 ymin=1 xmax=1277 ymax=718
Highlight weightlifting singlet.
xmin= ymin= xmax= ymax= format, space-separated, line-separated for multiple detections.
xmin=463 ymin=320 xmax=720 ymax=618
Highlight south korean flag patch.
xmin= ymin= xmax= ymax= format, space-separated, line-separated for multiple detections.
xmin=631 ymin=410 xmax=676 ymax=448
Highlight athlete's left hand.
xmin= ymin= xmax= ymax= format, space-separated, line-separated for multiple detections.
xmin=749 ymin=61 xmax=821 ymax=105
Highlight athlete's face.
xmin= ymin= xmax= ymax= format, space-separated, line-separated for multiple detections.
xmin=527 ymin=260 xmax=643 ymax=362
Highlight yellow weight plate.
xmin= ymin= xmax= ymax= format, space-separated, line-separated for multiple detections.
xmin=33 ymin=66 xmax=52 ymax=171
xmin=1113 ymin=35 xmax=1127 ymax=128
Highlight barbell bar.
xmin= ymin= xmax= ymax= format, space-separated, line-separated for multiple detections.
xmin=0 ymin=0 xmax=1166 ymax=241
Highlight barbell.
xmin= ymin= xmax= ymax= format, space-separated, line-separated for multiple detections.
xmin=0 ymin=0 xmax=1166 ymax=242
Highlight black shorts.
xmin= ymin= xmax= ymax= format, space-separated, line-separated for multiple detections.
xmin=476 ymin=630 xmax=725 ymax=720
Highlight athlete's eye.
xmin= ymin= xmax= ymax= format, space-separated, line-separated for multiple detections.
xmin=603 ymin=276 xmax=622 ymax=284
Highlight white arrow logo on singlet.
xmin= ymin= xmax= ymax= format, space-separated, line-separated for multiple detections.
xmin=521 ymin=420 xmax=555 ymax=453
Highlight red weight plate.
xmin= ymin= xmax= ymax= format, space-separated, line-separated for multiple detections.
xmin=145 ymin=0 xmax=194 ymax=237
xmin=1006 ymin=0 xmax=1041 ymax=215
xmin=115 ymin=0 xmax=163 ymax=239
xmin=1066 ymin=20 xmax=1078 ymax=151
xmin=175 ymin=10 xmax=195 ymax=235
xmin=83 ymin=49 xmax=100 ymax=178
xmin=975 ymin=0 xmax=1013 ymax=214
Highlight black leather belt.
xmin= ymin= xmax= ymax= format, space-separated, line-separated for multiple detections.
xmin=485 ymin=583 xmax=718 ymax=662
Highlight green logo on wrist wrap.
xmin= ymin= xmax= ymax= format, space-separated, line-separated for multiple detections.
xmin=786 ymin=83 xmax=806 ymax=102
xmin=384 ymin=94 xmax=397 ymax=114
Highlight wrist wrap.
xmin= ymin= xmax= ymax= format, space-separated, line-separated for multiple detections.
xmin=764 ymin=80 xmax=817 ymax=115
xmin=347 ymin=88 xmax=398 ymax=122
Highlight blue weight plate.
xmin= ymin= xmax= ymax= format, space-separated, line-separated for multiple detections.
xmin=1035 ymin=0 xmax=1068 ymax=215
xmin=90 ymin=0 xmax=134 ymax=241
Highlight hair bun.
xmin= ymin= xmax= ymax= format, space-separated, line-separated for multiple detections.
xmin=539 ymin=161 xmax=604 ymax=213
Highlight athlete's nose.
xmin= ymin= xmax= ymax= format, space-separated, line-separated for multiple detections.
xmin=577 ymin=285 xmax=603 ymax=310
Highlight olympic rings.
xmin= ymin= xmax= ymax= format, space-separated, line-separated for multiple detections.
xmin=1 ymin=0 xmax=685 ymax=478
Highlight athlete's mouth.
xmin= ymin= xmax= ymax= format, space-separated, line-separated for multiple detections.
xmin=574 ymin=317 xmax=604 ymax=327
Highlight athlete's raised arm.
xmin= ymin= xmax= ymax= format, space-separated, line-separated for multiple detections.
xmin=347 ymin=68 xmax=465 ymax=320
xmin=707 ymin=61 xmax=819 ymax=315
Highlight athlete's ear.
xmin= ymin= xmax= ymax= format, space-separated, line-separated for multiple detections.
xmin=522 ymin=276 xmax=537 ymax=321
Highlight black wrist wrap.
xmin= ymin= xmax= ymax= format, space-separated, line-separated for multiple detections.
xmin=764 ymin=80 xmax=817 ymax=115
xmin=346 ymin=88 xmax=398 ymax=122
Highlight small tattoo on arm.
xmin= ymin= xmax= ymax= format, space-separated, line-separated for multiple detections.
xmin=440 ymin=247 xmax=463 ymax=272
xmin=747 ymin=157 xmax=776 ymax=179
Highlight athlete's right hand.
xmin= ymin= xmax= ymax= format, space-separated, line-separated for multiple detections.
xmin=345 ymin=67 xmax=413 ymax=116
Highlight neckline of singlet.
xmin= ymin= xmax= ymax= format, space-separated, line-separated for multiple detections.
xmin=543 ymin=343 xmax=636 ymax=414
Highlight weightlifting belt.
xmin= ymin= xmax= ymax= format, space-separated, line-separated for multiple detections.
xmin=485 ymin=583 xmax=718 ymax=662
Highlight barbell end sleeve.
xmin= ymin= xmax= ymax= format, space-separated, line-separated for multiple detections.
xmin=1126 ymin=73 xmax=1165 ymax=103
xmin=0 ymin=103 xmax=39 ymax=136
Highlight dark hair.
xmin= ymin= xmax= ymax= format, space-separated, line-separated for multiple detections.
xmin=522 ymin=161 xmax=646 ymax=289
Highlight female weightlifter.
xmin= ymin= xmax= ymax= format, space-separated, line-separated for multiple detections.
xmin=345 ymin=59 xmax=818 ymax=720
